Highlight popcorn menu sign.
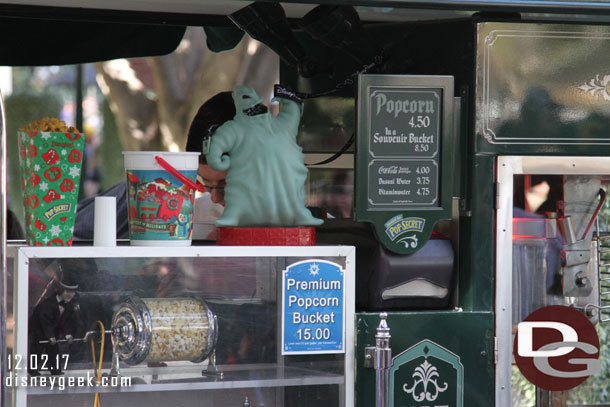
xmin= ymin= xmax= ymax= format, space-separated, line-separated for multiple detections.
xmin=18 ymin=124 xmax=84 ymax=246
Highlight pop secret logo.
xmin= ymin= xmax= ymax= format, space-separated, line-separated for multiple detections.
xmin=513 ymin=305 xmax=600 ymax=391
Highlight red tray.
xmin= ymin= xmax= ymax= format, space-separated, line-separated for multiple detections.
xmin=217 ymin=227 xmax=316 ymax=246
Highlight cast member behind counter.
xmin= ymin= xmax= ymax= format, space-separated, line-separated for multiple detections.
xmin=72 ymin=91 xmax=236 ymax=241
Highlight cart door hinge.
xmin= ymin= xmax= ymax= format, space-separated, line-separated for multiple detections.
xmin=364 ymin=346 xmax=375 ymax=368
xmin=494 ymin=336 xmax=498 ymax=365
xmin=495 ymin=182 xmax=500 ymax=210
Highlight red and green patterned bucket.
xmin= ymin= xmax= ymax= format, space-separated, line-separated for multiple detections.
xmin=17 ymin=131 xmax=84 ymax=246
xmin=123 ymin=151 xmax=201 ymax=246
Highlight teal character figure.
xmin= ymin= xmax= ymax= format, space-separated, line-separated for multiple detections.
xmin=175 ymin=213 xmax=190 ymax=236
xmin=206 ymin=86 xmax=322 ymax=227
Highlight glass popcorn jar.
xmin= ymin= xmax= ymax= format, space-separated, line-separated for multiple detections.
xmin=111 ymin=296 xmax=218 ymax=365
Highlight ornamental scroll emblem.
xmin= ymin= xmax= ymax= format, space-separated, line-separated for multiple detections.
xmin=397 ymin=234 xmax=419 ymax=249
xmin=390 ymin=339 xmax=464 ymax=407
xmin=578 ymin=74 xmax=610 ymax=101
xmin=403 ymin=358 xmax=448 ymax=402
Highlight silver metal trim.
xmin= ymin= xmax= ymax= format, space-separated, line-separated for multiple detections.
xmin=495 ymin=156 xmax=610 ymax=407
xmin=374 ymin=312 xmax=392 ymax=407
xmin=372 ymin=0 xmax=610 ymax=15
xmin=6 ymin=0 xmax=610 ymax=19
xmin=0 ymin=87 xmax=6 ymax=407
xmin=112 ymin=296 xmax=152 ymax=365
xmin=11 ymin=248 xmax=30 ymax=407
xmin=21 ymin=364 xmax=346 ymax=395
xmin=586 ymin=226 xmax=610 ymax=323
xmin=190 ymin=297 xmax=218 ymax=364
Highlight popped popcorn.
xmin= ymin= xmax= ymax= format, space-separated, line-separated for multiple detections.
xmin=142 ymin=298 xmax=213 ymax=363
xmin=20 ymin=117 xmax=80 ymax=133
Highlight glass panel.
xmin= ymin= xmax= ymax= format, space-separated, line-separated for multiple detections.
xmin=5 ymin=65 xmax=105 ymax=229
xmin=306 ymin=169 xmax=353 ymax=219
xmin=3 ymin=28 xmax=281 ymax=243
xmin=7 ymin=249 xmax=348 ymax=407
xmin=298 ymin=96 xmax=355 ymax=154
xmin=510 ymin=176 xmax=610 ymax=406
xmin=511 ymin=174 xmax=564 ymax=407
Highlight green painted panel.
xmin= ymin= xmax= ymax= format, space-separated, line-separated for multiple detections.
xmin=355 ymin=75 xmax=457 ymax=255
xmin=458 ymin=154 xmax=495 ymax=312
xmin=391 ymin=339 xmax=464 ymax=407
xmin=355 ymin=311 xmax=494 ymax=407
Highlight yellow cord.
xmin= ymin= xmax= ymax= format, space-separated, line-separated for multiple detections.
xmin=90 ymin=320 xmax=105 ymax=407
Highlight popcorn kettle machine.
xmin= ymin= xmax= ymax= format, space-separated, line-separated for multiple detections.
xmin=109 ymin=296 xmax=218 ymax=374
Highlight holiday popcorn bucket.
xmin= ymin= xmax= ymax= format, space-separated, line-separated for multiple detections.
xmin=18 ymin=125 xmax=84 ymax=246
xmin=123 ymin=151 xmax=201 ymax=246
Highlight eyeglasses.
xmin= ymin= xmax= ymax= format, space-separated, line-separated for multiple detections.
xmin=202 ymin=184 xmax=225 ymax=191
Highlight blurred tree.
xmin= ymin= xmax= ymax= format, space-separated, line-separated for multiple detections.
xmin=98 ymin=99 xmax=123 ymax=191
xmin=94 ymin=27 xmax=279 ymax=152
xmin=5 ymin=92 xmax=63 ymax=221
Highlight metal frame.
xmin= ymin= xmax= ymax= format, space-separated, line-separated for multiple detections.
xmin=6 ymin=0 xmax=610 ymax=19
xmin=1 ymin=88 xmax=7 ymax=407
xmin=593 ymin=232 xmax=610 ymax=322
xmin=7 ymin=244 xmax=356 ymax=407
xmin=495 ymin=155 xmax=610 ymax=407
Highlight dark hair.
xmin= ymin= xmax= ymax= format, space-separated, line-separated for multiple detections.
xmin=185 ymin=91 xmax=236 ymax=164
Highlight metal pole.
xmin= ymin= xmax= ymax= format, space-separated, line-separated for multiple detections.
xmin=0 ymin=87 xmax=7 ymax=407
xmin=75 ymin=64 xmax=86 ymax=200
xmin=375 ymin=312 xmax=392 ymax=407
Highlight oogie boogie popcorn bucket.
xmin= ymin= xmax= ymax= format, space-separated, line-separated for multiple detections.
xmin=123 ymin=151 xmax=200 ymax=246
xmin=17 ymin=131 xmax=84 ymax=246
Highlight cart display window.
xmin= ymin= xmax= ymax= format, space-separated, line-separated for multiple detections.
xmin=6 ymin=245 xmax=355 ymax=407
xmin=496 ymin=156 xmax=610 ymax=407
xmin=306 ymin=169 xmax=353 ymax=219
